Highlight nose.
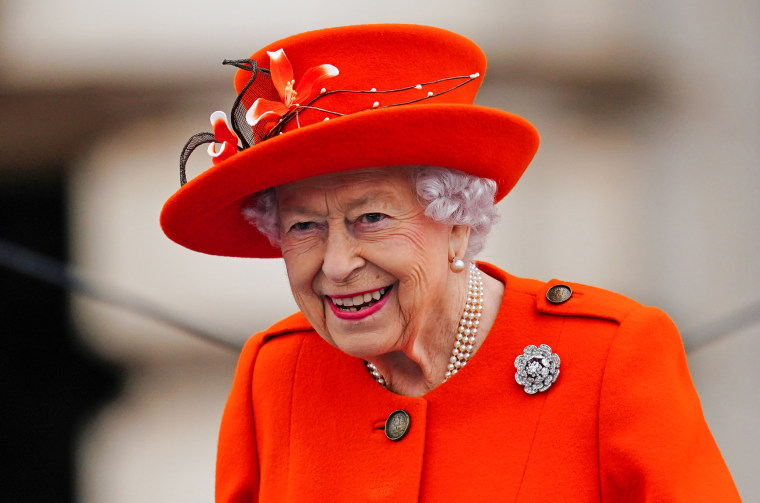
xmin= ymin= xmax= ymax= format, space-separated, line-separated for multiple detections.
xmin=322 ymin=225 xmax=365 ymax=283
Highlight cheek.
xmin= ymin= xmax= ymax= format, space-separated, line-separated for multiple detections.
xmin=380 ymin=224 xmax=451 ymax=305
xmin=366 ymin=215 xmax=448 ymax=256
xmin=282 ymin=246 xmax=321 ymax=301
xmin=280 ymin=234 xmax=323 ymax=257
xmin=284 ymin=260 xmax=327 ymax=332
xmin=290 ymin=289 xmax=323 ymax=322
xmin=391 ymin=223 xmax=450 ymax=272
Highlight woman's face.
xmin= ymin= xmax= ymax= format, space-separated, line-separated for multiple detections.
xmin=276 ymin=168 xmax=463 ymax=359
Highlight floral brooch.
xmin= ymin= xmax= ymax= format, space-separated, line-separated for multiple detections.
xmin=514 ymin=344 xmax=560 ymax=394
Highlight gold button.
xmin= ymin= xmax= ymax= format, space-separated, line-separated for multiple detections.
xmin=385 ymin=410 xmax=411 ymax=441
xmin=546 ymin=284 xmax=572 ymax=305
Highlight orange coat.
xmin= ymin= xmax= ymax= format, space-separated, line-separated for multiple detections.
xmin=216 ymin=263 xmax=739 ymax=502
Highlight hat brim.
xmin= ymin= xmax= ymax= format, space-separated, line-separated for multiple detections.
xmin=160 ymin=103 xmax=539 ymax=258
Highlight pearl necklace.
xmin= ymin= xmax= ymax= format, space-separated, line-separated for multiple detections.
xmin=365 ymin=262 xmax=484 ymax=387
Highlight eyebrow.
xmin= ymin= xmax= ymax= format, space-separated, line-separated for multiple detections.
xmin=342 ymin=190 xmax=398 ymax=209
xmin=279 ymin=188 xmax=402 ymax=215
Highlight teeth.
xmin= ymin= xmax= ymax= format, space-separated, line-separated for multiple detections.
xmin=330 ymin=287 xmax=388 ymax=308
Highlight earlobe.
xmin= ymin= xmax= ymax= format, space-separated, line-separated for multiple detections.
xmin=448 ymin=224 xmax=471 ymax=262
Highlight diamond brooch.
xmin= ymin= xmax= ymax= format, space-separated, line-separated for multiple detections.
xmin=514 ymin=344 xmax=560 ymax=394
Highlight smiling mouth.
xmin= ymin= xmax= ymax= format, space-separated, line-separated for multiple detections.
xmin=329 ymin=286 xmax=392 ymax=312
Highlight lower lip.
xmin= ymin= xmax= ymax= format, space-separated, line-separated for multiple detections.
xmin=327 ymin=287 xmax=392 ymax=321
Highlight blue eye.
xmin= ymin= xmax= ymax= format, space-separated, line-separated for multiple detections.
xmin=360 ymin=213 xmax=386 ymax=224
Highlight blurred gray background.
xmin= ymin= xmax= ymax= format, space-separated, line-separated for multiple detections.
xmin=1 ymin=0 xmax=757 ymax=501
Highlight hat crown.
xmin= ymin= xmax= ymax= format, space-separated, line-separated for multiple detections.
xmin=235 ymin=24 xmax=487 ymax=136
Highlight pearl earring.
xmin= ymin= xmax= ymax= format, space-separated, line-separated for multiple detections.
xmin=450 ymin=256 xmax=466 ymax=273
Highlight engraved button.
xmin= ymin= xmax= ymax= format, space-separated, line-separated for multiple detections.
xmin=546 ymin=284 xmax=572 ymax=305
xmin=384 ymin=410 xmax=411 ymax=441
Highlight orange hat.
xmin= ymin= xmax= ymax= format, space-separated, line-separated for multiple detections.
xmin=160 ymin=24 xmax=539 ymax=258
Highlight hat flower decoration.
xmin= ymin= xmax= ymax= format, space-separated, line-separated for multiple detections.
xmin=246 ymin=49 xmax=339 ymax=127
xmin=207 ymin=111 xmax=239 ymax=164
xmin=202 ymin=49 xmax=338 ymax=168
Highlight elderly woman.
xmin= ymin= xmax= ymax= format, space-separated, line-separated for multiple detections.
xmin=161 ymin=24 xmax=739 ymax=502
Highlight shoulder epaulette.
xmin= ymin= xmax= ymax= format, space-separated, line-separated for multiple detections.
xmin=535 ymin=279 xmax=642 ymax=324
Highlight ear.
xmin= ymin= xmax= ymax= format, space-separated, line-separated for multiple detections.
xmin=448 ymin=224 xmax=471 ymax=261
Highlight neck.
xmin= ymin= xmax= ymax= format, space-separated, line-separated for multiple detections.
xmin=366 ymin=264 xmax=504 ymax=397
